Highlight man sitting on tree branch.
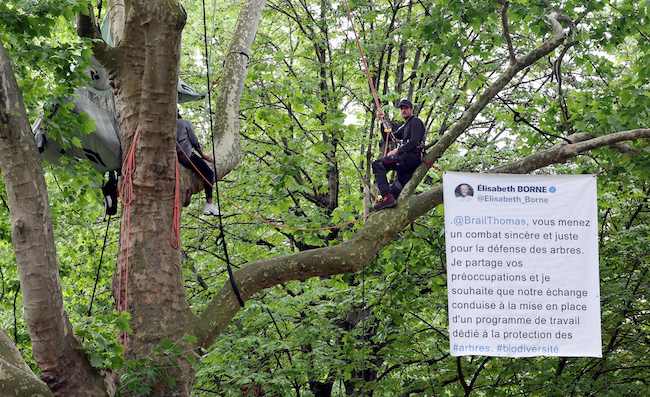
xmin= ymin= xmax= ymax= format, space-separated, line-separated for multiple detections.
xmin=176 ymin=110 xmax=220 ymax=216
xmin=372 ymin=98 xmax=425 ymax=210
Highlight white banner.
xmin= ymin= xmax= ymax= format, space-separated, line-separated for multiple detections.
xmin=443 ymin=172 xmax=601 ymax=357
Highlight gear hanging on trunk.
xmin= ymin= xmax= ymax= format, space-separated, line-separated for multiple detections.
xmin=102 ymin=170 xmax=119 ymax=218
xmin=201 ymin=0 xmax=245 ymax=308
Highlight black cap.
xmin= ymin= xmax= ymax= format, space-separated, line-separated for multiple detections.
xmin=397 ymin=98 xmax=413 ymax=108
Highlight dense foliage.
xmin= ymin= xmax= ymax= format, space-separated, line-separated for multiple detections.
xmin=1 ymin=0 xmax=648 ymax=395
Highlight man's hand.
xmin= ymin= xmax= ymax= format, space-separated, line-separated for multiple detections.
xmin=387 ymin=148 xmax=399 ymax=157
xmin=202 ymin=153 xmax=213 ymax=162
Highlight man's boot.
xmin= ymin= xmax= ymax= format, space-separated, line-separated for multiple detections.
xmin=373 ymin=192 xmax=397 ymax=210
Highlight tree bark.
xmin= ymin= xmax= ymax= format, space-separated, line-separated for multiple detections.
xmin=212 ymin=0 xmax=266 ymax=179
xmin=0 ymin=42 xmax=108 ymax=396
xmin=105 ymin=0 xmax=126 ymax=46
xmin=0 ymin=331 xmax=53 ymax=397
xmin=106 ymin=2 xmax=196 ymax=395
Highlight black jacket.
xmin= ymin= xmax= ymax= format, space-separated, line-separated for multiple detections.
xmin=385 ymin=116 xmax=426 ymax=156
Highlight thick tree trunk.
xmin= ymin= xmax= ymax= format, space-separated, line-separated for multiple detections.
xmin=0 ymin=42 xmax=108 ymax=396
xmin=93 ymin=1 xmax=266 ymax=394
xmin=108 ymin=2 xmax=196 ymax=395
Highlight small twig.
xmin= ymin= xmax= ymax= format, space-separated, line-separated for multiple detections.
xmin=264 ymin=306 xmax=293 ymax=366
xmin=468 ymin=356 xmax=491 ymax=390
xmin=496 ymin=95 xmax=572 ymax=144
xmin=599 ymin=208 xmax=611 ymax=245
xmin=625 ymin=188 xmax=648 ymax=230
xmin=456 ymin=357 xmax=469 ymax=394
xmin=498 ymin=0 xmax=517 ymax=64
xmin=0 ymin=266 xmax=4 ymax=303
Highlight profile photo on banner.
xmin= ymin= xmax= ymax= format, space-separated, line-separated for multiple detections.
xmin=454 ymin=183 xmax=474 ymax=198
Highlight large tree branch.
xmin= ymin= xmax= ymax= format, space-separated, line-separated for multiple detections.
xmin=491 ymin=129 xmax=650 ymax=174
xmin=399 ymin=11 xmax=570 ymax=199
xmin=0 ymin=331 xmax=53 ymax=396
xmin=212 ymin=0 xmax=266 ymax=179
xmin=567 ymin=133 xmax=642 ymax=156
xmin=194 ymin=128 xmax=650 ymax=348
xmin=0 ymin=42 xmax=108 ymax=396
xmin=76 ymin=4 xmax=118 ymax=69
xmin=105 ymin=0 xmax=126 ymax=46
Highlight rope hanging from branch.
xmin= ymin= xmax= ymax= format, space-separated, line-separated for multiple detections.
xmin=88 ymin=215 xmax=111 ymax=317
xmin=116 ymin=128 xmax=141 ymax=347
xmin=201 ymin=0 xmax=245 ymax=308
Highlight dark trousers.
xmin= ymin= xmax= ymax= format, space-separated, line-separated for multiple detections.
xmin=102 ymin=171 xmax=119 ymax=216
xmin=178 ymin=152 xmax=214 ymax=201
xmin=372 ymin=153 xmax=421 ymax=196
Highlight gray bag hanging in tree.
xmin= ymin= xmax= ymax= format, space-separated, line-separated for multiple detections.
xmin=33 ymin=16 xmax=205 ymax=172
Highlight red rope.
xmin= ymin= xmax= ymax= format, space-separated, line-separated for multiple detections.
xmin=117 ymin=129 xmax=140 ymax=347
xmin=176 ymin=144 xmax=214 ymax=187
xmin=343 ymin=0 xmax=383 ymax=119
xmin=118 ymin=131 xmax=187 ymax=347
xmin=171 ymin=159 xmax=182 ymax=249
xmin=117 ymin=132 xmax=186 ymax=349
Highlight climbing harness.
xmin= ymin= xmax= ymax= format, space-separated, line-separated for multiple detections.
xmin=342 ymin=0 xmax=396 ymax=156
xmin=201 ymin=0 xmax=245 ymax=308
xmin=177 ymin=144 xmax=213 ymax=187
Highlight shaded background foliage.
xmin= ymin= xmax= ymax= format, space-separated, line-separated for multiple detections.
xmin=1 ymin=0 xmax=648 ymax=396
